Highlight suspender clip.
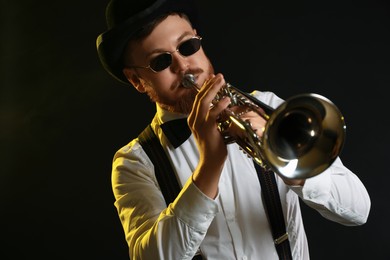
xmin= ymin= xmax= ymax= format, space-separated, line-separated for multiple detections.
xmin=274 ymin=232 xmax=289 ymax=245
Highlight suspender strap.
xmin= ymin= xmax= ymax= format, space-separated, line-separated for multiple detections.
xmin=138 ymin=124 xmax=181 ymax=205
xmin=138 ymin=125 xmax=202 ymax=260
xmin=254 ymin=163 xmax=293 ymax=260
xmin=138 ymin=124 xmax=292 ymax=259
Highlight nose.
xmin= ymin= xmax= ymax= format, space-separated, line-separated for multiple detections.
xmin=170 ymin=51 xmax=189 ymax=73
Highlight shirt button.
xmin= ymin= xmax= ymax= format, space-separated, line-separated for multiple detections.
xmin=241 ymin=256 xmax=247 ymax=260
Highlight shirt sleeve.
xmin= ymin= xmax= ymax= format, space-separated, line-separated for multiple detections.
xmin=289 ymin=157 xmax=371 ymax=226
xmin=111 ymin=140 xmax=219 ymax=260
xmin=252 ymin=90 xmax=371 ymax=226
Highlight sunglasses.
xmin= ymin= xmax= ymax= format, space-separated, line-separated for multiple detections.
xmin=128 ymin=36 xmax=202 ymax=73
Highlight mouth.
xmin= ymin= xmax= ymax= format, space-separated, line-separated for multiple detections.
xmin=181 ymin=74 xmax=199 ymax=91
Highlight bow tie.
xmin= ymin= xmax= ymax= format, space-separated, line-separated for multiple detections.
xmin=160 ymin=118 xmax=192 ymax=148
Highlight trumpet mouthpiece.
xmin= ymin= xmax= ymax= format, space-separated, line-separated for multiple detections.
xmin=182 ymin=74 xmax=198 ymax=90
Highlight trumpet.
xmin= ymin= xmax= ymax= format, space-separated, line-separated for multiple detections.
xmin=182 ymin=74 xmax=346 ymax=179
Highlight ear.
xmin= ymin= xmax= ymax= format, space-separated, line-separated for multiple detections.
xmin=123 ymin=68 xmax=146 ymax=93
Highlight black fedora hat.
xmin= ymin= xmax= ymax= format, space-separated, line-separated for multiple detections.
xmin=96 ymin=0 xmax=199 ymax=86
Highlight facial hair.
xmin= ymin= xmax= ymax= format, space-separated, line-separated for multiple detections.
xmin=143 ymin=82 xmax=198 ymax=114
xmin=143 ymin=61 xmax=214 ymax=114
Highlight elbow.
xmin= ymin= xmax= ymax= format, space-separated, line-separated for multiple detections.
xmin=356 ymin=204 xmax=371 ymax=226
xmin=353 ymin=212 xmax=369 ymax=226
xmin=358 ymin=193 xmax=372 ymax=225
xmin=345 ymin=199 xmax=371 ymax=226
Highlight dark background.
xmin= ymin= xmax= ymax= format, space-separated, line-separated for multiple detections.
xmin=1 ymin=0 xmax=389 ymax=259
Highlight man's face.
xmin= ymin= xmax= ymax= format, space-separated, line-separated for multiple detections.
xmin=123 ymin=14 xmax=214 ymax=114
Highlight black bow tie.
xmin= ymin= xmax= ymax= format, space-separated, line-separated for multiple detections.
xmin=160 ymin=118 xmax=192 ymax=148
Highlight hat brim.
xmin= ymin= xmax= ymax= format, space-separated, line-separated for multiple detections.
xmin=96 ymin=0 xmax=199 ymax=85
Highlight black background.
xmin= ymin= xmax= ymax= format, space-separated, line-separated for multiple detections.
xmin=1 ymin=1 xmax=389 ymax=259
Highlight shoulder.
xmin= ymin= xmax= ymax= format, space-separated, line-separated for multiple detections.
xmin=112 ymin=137 xmax=157 ymax=185
xmin=113 ymin=138 xmax=153 ymax=170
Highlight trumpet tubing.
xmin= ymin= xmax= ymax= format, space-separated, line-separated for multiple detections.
xmin=182 ymin=74 xmax=346 ymax=179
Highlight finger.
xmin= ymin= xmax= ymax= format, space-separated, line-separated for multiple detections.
xmin=240 ymin=112 xmax=267 ymax=137
xmin=210 ymin=96 xmax=231 ymax=118
xmin=189 ymin=74 xmax=226 ymax=126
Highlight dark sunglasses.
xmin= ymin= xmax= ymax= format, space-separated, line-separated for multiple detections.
xmin=128 ymin=36 xmax=202 ymax=73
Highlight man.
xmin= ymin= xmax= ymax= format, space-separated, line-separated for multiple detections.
xmin=96 ymin=0 xmax=371 ymax=259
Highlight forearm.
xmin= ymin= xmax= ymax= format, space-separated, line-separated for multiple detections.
xmin=192 ymin=156 xmax=225 ymax=199
xmin=116 ymin=178 xmax=218 ymax=259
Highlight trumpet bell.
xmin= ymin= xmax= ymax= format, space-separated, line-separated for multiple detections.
xmin=263 ymin=93 xmax=346 ymax=179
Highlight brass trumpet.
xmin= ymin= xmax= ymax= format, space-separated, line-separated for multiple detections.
xmin=182 ymin=74 xmax=346 ymax=180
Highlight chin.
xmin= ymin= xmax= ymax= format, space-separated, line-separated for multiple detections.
xmin=170 ymin=89 xmax=197 ymax=114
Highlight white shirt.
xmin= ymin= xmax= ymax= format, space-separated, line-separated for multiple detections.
xmin=111 ymin=90 xmax=370 ymax=260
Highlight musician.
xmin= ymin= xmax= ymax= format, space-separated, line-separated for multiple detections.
xmin=96 ymin=0 xmax=371 ymax=259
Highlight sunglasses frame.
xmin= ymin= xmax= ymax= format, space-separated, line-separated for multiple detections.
xmin=127 ymin=35 xmax=202 ymax=73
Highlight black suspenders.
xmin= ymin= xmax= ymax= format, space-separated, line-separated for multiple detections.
xmin=138 ymin=124 xmax=292 ymax=259
xmin=138 ymin=125 xmax=181 ymax=204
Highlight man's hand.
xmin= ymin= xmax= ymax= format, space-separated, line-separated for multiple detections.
xmin=188 ymin=73 xmax=231 ymax=198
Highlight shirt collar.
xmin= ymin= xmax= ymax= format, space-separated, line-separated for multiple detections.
xmin=154 ymin=103 xmax=191 ymax=148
